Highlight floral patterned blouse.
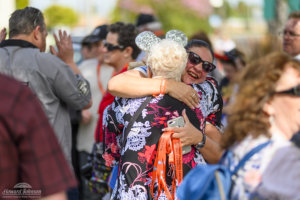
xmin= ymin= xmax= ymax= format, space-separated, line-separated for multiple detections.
xmin=103 ymin=80 xmax=222 ymax=199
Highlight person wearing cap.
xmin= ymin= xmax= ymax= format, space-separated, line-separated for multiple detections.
xmin=135 ymin=13 xmax=164 ymax=62
xmin=215 ymin=48 xmax=246 ymax=127
xmin=76 ymin=24 xmax=114 ymax=200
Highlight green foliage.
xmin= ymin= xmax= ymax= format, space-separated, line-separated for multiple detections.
xmin=111 ymin=0 xmax=212 ymax=37
xmin=44 ymin=5 xmax=78 ymax=30
xmin=15 ymin=0 xmax=29 ymax=9
xmin=215 ymin=1 xmax=250 ymax=19
xmin=111 ymin=5 xmax=137 ymax=23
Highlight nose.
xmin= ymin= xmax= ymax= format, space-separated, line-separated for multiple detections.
xmin=284 ymin=32 xmax=291 ymax=39
xmin=102 ymin=45 xmax=108 ymax=53
xmin=194 ymin=63 xmax=204 ymax=73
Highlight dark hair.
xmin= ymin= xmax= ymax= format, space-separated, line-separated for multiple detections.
xmin=219 ymin=48 xmax=246 ymax=70
xmin=9 ymin=7 xmax=45 ymax=38
xmin=190 ymin=31 xmax=212 ymax=48
xmin=108 ymin=22 xmax=141 ymax=59
xmin=288 ymin=11 xmax=300 ymax=19
xmin=185 ymin=39 xmax=215 ymax=62
xmin=136 ymin=13 xmax=156 ymax=27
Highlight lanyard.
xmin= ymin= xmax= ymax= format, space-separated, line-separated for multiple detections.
xmin=96 ymin=62 xmax=106 ymax=96
xmin=150 ymin=131 xmax=183 ymax=200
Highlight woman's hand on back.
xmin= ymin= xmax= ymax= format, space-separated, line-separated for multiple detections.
xmin=166 ymin=80 xmax=199 ymax=109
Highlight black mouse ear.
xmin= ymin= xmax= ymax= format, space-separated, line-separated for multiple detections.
xmin=135 ymin=31 xmax=161 ymax=52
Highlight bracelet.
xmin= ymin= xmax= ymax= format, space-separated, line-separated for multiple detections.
xmin=152 ymin=79 xmax=166 ymax=97
xmin=160 ymin=79 xmax=166 ymax=95
xmin=195 ymin=132 xmax=206 ymax=149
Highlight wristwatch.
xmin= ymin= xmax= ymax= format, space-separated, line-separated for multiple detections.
xmin=194 ymin=132 xmax=206 ymax=149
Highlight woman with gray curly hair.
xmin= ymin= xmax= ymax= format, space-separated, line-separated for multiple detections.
xmin=102 ymin=34 xmax=218 ymax=199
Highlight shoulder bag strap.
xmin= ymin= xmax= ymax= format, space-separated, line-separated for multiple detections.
xmin=121 ymin=96 xmax=152 ymax=147
xmin=232 ymin=141 xmax=271 ymax=175
xmin=228 ymin=141 xmax=271 ymax=198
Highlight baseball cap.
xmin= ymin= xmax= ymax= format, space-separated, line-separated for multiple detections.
xmin=81 ymin=24 xmax=108 ymax=44
xmin=135 ymin=13 xmax=164 ymax=37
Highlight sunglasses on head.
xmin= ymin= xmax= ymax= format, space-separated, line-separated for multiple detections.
xmin=187 ymin=51 xmax=216 ymax=73
xmin=103 ymin=40 xmax=125 ymax=52
xmin=274 ymin=85 xmax=300 ymax=97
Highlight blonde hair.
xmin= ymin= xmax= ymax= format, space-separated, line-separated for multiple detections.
xmin=146 ymin=39 xmax=187 ymax=81
xmin=222 ymin=52 xmax=300 ymax=149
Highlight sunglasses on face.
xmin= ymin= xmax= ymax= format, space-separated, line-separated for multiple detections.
xmin=274 ymin=85 xmax=300 ymax=97
xmin=103 ymin=40 xmax=124 ymax=52
xmin=187 ymin=51 xmax=216 ymax=73
xmin=280 ymin=30 xmax=300 ymax=38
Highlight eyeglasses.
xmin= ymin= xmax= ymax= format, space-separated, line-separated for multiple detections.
xmin=279 ymin=30 xmax=300 ymax=38
xmin=103 ymin=40 xmax=124 ymax=52
xmin=274 ymin=85 xmax=300 ymax=97
xmin=187 ymin=51 xmax=216 ymax=73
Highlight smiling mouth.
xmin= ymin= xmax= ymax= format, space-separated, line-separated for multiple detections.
xmin=188 ymin=71 xmax=199 ymax=79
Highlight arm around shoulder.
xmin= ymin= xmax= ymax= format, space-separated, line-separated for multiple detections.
xmin=108 ymin=69 xmax=161 ymax=98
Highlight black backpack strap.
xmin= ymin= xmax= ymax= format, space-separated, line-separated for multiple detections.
xmin=121 ymin=96 xmax=152 ymax=147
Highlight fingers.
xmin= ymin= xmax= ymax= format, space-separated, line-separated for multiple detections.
xmin=173 ymin=132 xmax=188 ymax=146
xmin=182 ymin=96 xmax=195 ymax=110
xmin=53 ymin=32 xmax=60 ymax=47
xmin=162 ymin=126 xmax=181 ymax=133
xmin=49 ymin=45 xmax=57 ymax=55
xmin=0 ymin=28 xmax=7 ymax=42
xmin=190 ymin=89 xmax=199 ymax=107
xmin=182 ymin=88 xmax=199 ymax=110
xmin=181 ymin=109 xmax=190 ymax=124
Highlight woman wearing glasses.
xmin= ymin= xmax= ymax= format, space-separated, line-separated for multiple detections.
xmin=107 ymin=39 xmax=223 ymax=164
xmin=221 ymin=52 xmax=300 ymax=199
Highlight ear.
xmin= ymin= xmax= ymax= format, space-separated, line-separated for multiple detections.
xmin=263 ymin=100 xmax=275 ymax=116
xmin=123 ymin=46 xmax=133 ymax=59
xmin=147 ymin=66 xmax=153 ymax=78
xmin=33 ymin=26 xmax=41 ymax=40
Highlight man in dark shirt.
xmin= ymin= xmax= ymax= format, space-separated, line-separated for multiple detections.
xmin=0 ymin=74 xmax=77 ymax=199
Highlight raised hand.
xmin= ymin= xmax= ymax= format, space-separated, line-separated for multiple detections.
xmin=0 ymin=28 xmax=7 ymax=42
xmin=50 ymin=30 xmax=74 ymax=64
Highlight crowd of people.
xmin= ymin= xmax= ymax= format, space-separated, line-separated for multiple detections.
xmin=0 ymin=6 xmax=299 ymax=200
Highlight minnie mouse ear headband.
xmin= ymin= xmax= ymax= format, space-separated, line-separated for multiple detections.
xmin=135 ymin=29 xmax=188 ymax=52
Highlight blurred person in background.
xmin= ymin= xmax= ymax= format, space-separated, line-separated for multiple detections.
xmin=282 ymin=11 xmax=300 ymax=60
xmin=221 ymin=52 xmax=300 ymax=199
xmin=134 ymin=13 xmax=164 ymax=64
xmin=0 ymin=7 xmax=92 ymax=200
xmin=281 ymin=10 xmax=300 ymax=152
xmin=93 ymin=22 xmax=141 ymax=193
xmin=136 ymin=13 xmax=164 ymax=38
xmin=215 ymin=48 xmax=246 ymax=126
xmin=0 ymin=74 xmax=77 ymax=200
xmin=76 ymin=24 xmax=114 ymax=200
